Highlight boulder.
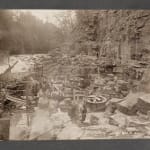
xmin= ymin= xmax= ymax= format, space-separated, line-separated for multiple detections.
xmin=139 ymin=69 xmax=150 ymax=93
xmin=126 ymin=127 xmax=138 ymax=134
xmin=57 ymin=123 xmax=84 ymax=140
xmin=117 ymin=92 xmax=144 ymax=115
xmin=137 ymin=94 xmax=150 ymax=114
xmin=109 ymin=112 xmax=128 ymax=127
xmin=109 ymin=98 xmax=123 ymax=105
xmin=90 ymin=115 xmax=99 ymax=125
xmin=107 ymin=81 xmax=115 ymax=86
xmin=105 ymin=98 xmax=123 ymax=115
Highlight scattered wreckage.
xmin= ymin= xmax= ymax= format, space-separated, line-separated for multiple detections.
xmin=1 ymin=52 xmax=150 ymax=140
xmin=0 ymin=60 xmax=41 ymax=140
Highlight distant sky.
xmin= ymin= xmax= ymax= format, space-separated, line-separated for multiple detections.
xmin=13 ymin=10 xmax=75 ymax=26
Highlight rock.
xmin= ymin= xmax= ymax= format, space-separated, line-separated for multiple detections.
xmin=147 ymin=111 xmax=150 ymax=120
xmin=133 ymin=133 xmax=146 ymax=138
xmin=57 ymin=123 xmax=84 ymax=140
xmin=117 ymin=80 xmax=128 ymax=85
xmin=137 ymin=111 xmax=149 ymax=120
xmin=127 ymin=116 xmax=150 ymax=131
xmin=109 ymin=112 xmax=128 ymax=127
xmin=94 ymin=78 xmax=105 ymax=86
xmin=126 ymin=127 xmax=138 ymax=134
xmin=121 ymin=90 xmax=129 ymax=97
xmin=103 ymin=86 xmax=114 ymax=95
xmin=137 ymin=94 xmax=150 ymax=114
xmin=90 ymin=115 xmax=99 ymax=125
xmin=140 ymin=69 xmax=150 ymax=93
xmin=107 ymin=81 xmax=115 ymax=87
xmin=109 ymin=117 xmax=119 ymax=126
xmin=117 ymin=92 xmax=144 ymax=115
xmin=105 ymin=103 xmax=116 ymax=116
xmin=109 ymin=98 xmax=123 ymax=104
xmin=105 ymin=98 xmax=123 ymax=115
xmin=116 ymin=81 xmax=129 ymax=94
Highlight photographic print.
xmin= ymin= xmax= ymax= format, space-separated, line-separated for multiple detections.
xmin=0 ymin=10 xmax=150 ymax=140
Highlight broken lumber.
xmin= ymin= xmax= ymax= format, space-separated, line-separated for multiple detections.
xmin=6 ymin=95 xmax=25 ymax=105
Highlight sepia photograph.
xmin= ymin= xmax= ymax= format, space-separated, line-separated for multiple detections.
xmin=0 ymin=9 xmax=150 ymax=140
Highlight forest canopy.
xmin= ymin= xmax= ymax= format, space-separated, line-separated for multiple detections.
xmin=0 ymin=10 xmax=65 ymax=55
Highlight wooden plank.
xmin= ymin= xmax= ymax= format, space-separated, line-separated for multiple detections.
xmin=6 ymin=95 xmax=26 ymax=105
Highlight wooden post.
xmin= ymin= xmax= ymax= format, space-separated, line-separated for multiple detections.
xmin=25 ymin=81 xmax=30 ymax=127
